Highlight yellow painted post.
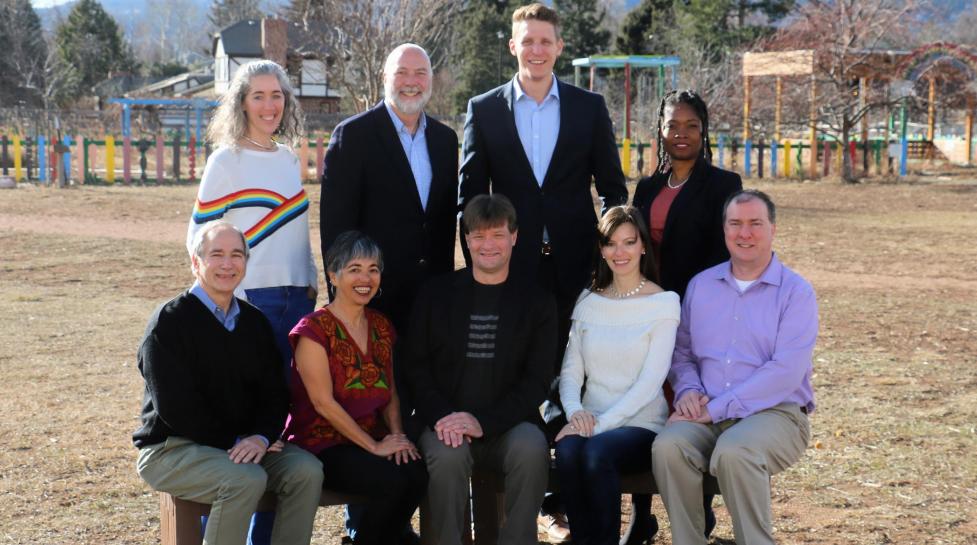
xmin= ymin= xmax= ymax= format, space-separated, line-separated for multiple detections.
xmin=784 ymin=140 xmax=792 ymax=177
xmin=621 ymin=138 xmax=631 ymax=178
xmin=299 ymin=137 xmax=310 ymax=181
xmin=106 ymin=135 xmax=116 ymax=184
xmin=13 ymin=135 xmax=22 ymax=181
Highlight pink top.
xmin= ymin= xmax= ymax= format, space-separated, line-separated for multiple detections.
xmin=649 ymin=183 xmax=684 ymax=265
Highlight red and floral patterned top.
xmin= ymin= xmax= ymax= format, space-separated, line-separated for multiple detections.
xmin=283 ymin=307 xmax=397 ymax=454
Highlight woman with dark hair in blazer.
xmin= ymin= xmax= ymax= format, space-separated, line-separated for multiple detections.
xmin=625 ymin=89 xmax=742 ymax=545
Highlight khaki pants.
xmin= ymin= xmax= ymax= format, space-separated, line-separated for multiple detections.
xmin=652 ymin=403 xmax=810 ymax=545
xmin=137 ymin=437 xmax=323 ymax=545
xmin=418 ymin=422 xmax=550 ymax=545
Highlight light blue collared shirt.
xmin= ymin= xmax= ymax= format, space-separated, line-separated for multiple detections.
xmin=513 ymin=75 xmax=560 ymax=187
xmin=385 ymin=101 xmax=433 ymax=210
xmin=190 ymin=282 xmax=240 ymax=331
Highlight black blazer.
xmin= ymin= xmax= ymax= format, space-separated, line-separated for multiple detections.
xmin=458 ymin=79 xmax=628 ymax=300
xmin=404 ymin=269 xmax=557 ymax=438
xmin=320 ymin=102 xmax=459 ymax=332
xmin=632 ymin=160 xmax=742 ymax=299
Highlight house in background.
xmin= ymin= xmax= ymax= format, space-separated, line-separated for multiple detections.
xmin=213 ymin=18 xmax=340 ymax=113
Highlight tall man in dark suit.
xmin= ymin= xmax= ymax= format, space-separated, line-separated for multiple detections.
xmin=458 ymin=5 xmax=628 ymax=539
xmin=406 ymin=194 xmax=556 ymax=545
xmin=320 ymin=43 xmax=458 ymax=544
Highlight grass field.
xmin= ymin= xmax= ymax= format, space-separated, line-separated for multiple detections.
xmin=0 ymin=176 xmax=974 ymax=544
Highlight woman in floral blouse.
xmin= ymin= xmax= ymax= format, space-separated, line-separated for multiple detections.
xmin=284 ymin=231 xmax=426 ymax=545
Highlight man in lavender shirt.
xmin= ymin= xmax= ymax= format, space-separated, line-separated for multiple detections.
xmin=652 ymin=189 xmax=817 ymax=545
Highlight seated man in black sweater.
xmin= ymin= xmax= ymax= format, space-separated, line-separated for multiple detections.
xmin=132 ymin=221 xmax=323 ymax=545
xmin=405 ymin=194 xmax=557 ymax=545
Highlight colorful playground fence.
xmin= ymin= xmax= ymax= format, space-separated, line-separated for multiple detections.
xmin=0 ymin=132 xmax=950 ymax=185
xmin=0 ymin=133 xmax=332 ymax=185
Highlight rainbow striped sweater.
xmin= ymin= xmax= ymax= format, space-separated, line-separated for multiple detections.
xmin=186 ymin=145 xmax=317 ymax=298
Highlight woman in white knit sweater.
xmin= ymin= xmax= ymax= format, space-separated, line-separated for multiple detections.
xmin=554 ymin=205 xmax=680 ymax=545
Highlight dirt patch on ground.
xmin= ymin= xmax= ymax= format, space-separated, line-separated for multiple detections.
xmin=0 ymin=178 xmax=975 ymax=544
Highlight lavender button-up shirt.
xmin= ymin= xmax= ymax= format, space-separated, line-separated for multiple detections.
xmin=669 ymin=254 xmax=818 ymax=422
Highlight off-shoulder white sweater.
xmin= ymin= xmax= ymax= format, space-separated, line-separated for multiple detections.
xmin=559 ymin=289 xmax=680 ymax=435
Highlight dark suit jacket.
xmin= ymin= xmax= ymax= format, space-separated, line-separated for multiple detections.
xmin=320 ymin=102 xmax=459 ymax=332
xmin=458 ymin=79 xmax=628 ymax=301
xmin=404 ymin=269 xmax=557 ymax=438
xmin=632 ymin=159 xmax=742 ymax=299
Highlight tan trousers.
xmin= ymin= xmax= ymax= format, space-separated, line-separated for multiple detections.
xmin=137 ymin=437 xmax=323 ymax=545
xmin=652 ymin=403 xmax=810 ymax=545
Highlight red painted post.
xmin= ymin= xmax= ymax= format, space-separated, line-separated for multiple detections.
xmin=50 ymin=142 xmax=58 ymax=183
xmin=155 ymin=135 xmax=164 ymax=182
xmin=188 ymin=136 xmax=197 ymax=181
xmin=123 ymin=136 xmax=132 ymax=184
xmin=822 ymin=141 xmax=831 ymax=177
xmin=316 ymin=135 xmax=325 ymax=180
xmin=848 ymin=140 xmax=857 ymax=170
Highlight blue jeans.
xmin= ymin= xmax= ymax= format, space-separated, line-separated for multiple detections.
xmin=245 ymin=285 xmax=317 ymax=375
xmin=555 ymin=427 xmax=657 ymax=545
xmin=201 ymin=286 xmax=315 ymax=545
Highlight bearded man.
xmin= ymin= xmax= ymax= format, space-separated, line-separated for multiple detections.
xmin=319 ymin=42 xmax=459 ymax=545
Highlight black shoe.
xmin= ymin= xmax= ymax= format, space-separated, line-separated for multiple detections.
xmin=620 ymin=513 xmax=658 ymax=545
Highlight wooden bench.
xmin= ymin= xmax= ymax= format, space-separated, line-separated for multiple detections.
xmin=159 ymin=470 xmax=718 ymax=545
xmin=159 ymin=489 xmax=363 ymax=545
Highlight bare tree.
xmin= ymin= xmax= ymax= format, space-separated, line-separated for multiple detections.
xmin=132 ymin=0 xmax=209 ymax=67
xmin=766 ymin=0 xmax=918 ymax=181
xmin=287 ymin=0 xmax=460 ymax=113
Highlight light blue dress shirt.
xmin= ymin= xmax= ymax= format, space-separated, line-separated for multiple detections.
xmin=513 ymin=75 xmax=560 ymax=187
xmin=190 ymin=282 xmax=240 ymax=331
xmin=385 ymin=101 xmax=433 ymax=210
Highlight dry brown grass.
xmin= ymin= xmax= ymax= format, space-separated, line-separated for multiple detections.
xmin=0 ymin=176 xmax=975 ymax=544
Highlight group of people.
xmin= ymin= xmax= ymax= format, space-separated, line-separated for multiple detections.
xmin=131 ymin=3 xmax=818 ymax=545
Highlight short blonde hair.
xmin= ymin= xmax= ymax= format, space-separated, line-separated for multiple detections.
xmin=512 ymin=3 xmax=561 ymax=39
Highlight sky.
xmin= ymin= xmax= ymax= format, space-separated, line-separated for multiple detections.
xmin=31 ymin=0 xmax=73 ymax=6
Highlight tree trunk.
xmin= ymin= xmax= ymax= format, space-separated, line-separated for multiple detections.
xmin=841 ymin=119 xmax=858 ymax=183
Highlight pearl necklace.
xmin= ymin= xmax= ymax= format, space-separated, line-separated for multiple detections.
xmin=667 ymin=171 xmax=691 ymax=189
xmin=241 ymin=135 xmax=277 ymax=151
xmin=607 ymin=278 xmax=646 ymax=299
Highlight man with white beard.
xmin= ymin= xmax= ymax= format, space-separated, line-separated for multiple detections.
xmin=319 ymin=43 xmax=458 ymax=545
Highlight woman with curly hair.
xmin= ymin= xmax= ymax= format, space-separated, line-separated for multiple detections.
xmin=284 ymin=231 xmax=427 ymax=545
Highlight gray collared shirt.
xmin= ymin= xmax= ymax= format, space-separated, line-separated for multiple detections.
xmin=385 ymin=101 xmax=433 ymax=210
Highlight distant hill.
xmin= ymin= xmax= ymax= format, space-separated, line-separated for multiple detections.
xmin=36 ymin=0 xmax=288 ymax=34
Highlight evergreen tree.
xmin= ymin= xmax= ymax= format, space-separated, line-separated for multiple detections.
xmin=53 ymin=0 xmax=136 ymax=97
xmin=209 ymin=0 xmax=264 ymax=30
xmin=452 ymin=0 xmax=518 ymax=111
xmin=553 ymin=0 xmax=611 ymax=77
xmin=675 ymin=0 xmax=795 ymax=57
xmin=0 ymin=0 xmax=48 ymax=105
xmin=614 ymin=0 xmax=675 ymax=54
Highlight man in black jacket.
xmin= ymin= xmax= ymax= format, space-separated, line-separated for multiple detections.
xmin=320 ymin=43 xmax=458 ymax=334
xmin=406 ymin=195 xmax=556 ymax=545
xmin=133 ymin=222 xmax=322 ymax=545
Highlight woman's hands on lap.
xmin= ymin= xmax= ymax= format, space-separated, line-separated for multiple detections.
xmin=555 ymin=410 xmax=597 ymax=441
